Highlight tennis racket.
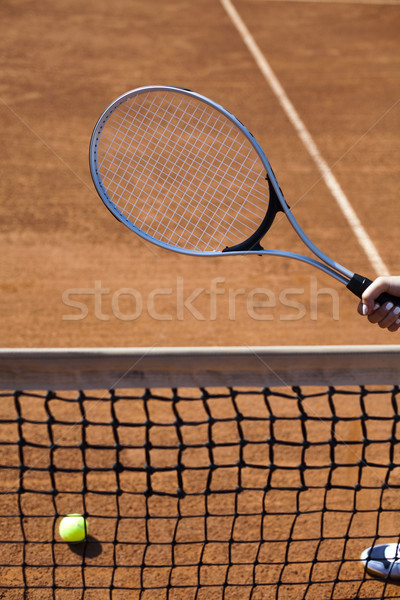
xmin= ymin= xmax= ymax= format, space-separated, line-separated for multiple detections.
xmin=89 ymin=85 xmax=399 ymax=308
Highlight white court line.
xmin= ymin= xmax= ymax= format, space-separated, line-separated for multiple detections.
xmin=219 ymin=0 xmax=390 ymax=276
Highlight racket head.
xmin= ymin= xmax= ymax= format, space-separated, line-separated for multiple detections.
xmin=90 ymin=86 xmax=286 ymax=255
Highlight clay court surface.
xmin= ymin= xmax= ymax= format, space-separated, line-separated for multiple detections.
xmin=0 ymin=0 xmax=399 ymax=598
xmin=1 ymin=0 xmax=399 ymax=348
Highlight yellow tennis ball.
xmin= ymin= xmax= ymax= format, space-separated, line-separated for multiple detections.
xmin=59 ymin=514 xmax=88 ymax=543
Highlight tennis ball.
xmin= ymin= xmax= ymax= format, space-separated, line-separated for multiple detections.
xmin=59 ymin=514 xmax=88 ymax=543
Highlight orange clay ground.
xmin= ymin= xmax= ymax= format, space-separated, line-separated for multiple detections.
xmin=0 ymin=1 xmax=399 ymax=598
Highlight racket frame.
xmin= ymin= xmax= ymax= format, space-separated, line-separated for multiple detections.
xmin=89 ymin=86 xmax=358 ymax=288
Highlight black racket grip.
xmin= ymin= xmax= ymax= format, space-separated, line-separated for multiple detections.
xmin=346 ymin=273 xmax=400 ymax=308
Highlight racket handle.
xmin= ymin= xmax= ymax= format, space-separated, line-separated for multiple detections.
xmin=346 ymin=273 xmax=400 ymax=307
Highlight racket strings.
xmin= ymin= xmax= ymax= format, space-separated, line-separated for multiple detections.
xmin=96 ymin=90 xmax=270 ymax=251
xmin=100 ymin=98 xmax=257 ymax=205
xmin=101 ymin=109 xmax=264 ymax=249
xmin=100 ymin=93 xmax=176 ymax=209
xmin=102 ymin=97 xmax=237 ymax=249
xmin=103 ymin=97 xmax=257 ymax=215
xmin=101 ymin=95 xmax=264 ymax=230
xmin=149 ymin=109 xmax=261 ymax=248
xmin=144 ymin=98 xmax=229 ymax=241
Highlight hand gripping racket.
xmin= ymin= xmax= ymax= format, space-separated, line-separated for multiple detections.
xmin=89 ymin=85 xmax=399 ymax=308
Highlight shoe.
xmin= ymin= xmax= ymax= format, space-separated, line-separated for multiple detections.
xmin=361 ymin=543 xmax=400 ymax=580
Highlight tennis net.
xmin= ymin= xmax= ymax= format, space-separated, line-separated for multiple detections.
xmin=0 ymin=345 xmax=399 ymax=600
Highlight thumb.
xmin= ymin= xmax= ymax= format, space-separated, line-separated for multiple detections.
xmin=357 ymin=300 xmax=366 ymax=316
xmin=361 ymin=301 xmax=374 ymax=316
xmin=361 ymin=277 xmax=389 ymax=314
xmin=361 ymin=295 xmax=380 ymax=316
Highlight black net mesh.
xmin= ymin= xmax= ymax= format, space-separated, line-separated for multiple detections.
xmin=1 ymin=384 xmax=400 ymax=599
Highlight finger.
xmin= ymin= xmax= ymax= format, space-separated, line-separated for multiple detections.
xmin=367 ymin=302 xmax=392 ymax=324
xmin=368 ymin=303 xmax=400 ymax=329
xmin=377 ymin=305 xmax=400 ymax=330
xmin=361 ymin=299 xmax=380 ymax=317
xmin=388 ymin=318 xmax=400 ymax=333
xmin=365 ymin=303 xmax=381 ymax=323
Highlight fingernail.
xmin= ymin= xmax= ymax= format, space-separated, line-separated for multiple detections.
xmin=396 ymin=318 xmax=400 ymax=326
xmin=385 ymin=302 xmax=394 ymax=311
xmin=393 ymin=307 xmax=400 ymax=316
xmin=362 ymin=304 xmax=368 ymax=315
xmin=374 ymin=303 xmax=380 ymax=311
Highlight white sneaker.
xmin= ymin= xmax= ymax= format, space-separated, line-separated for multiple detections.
xmin=360 ymin=543 xmax=400 ymax=580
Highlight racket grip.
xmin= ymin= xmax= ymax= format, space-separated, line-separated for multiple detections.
xmin=346 ymin=273 xmax=400 ymax=308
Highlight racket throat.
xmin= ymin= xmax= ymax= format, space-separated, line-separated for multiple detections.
xmin=222 ymin=176 xmax=283 ymax=253
xmin=223 ymin=240 xmax=265 ymax=252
